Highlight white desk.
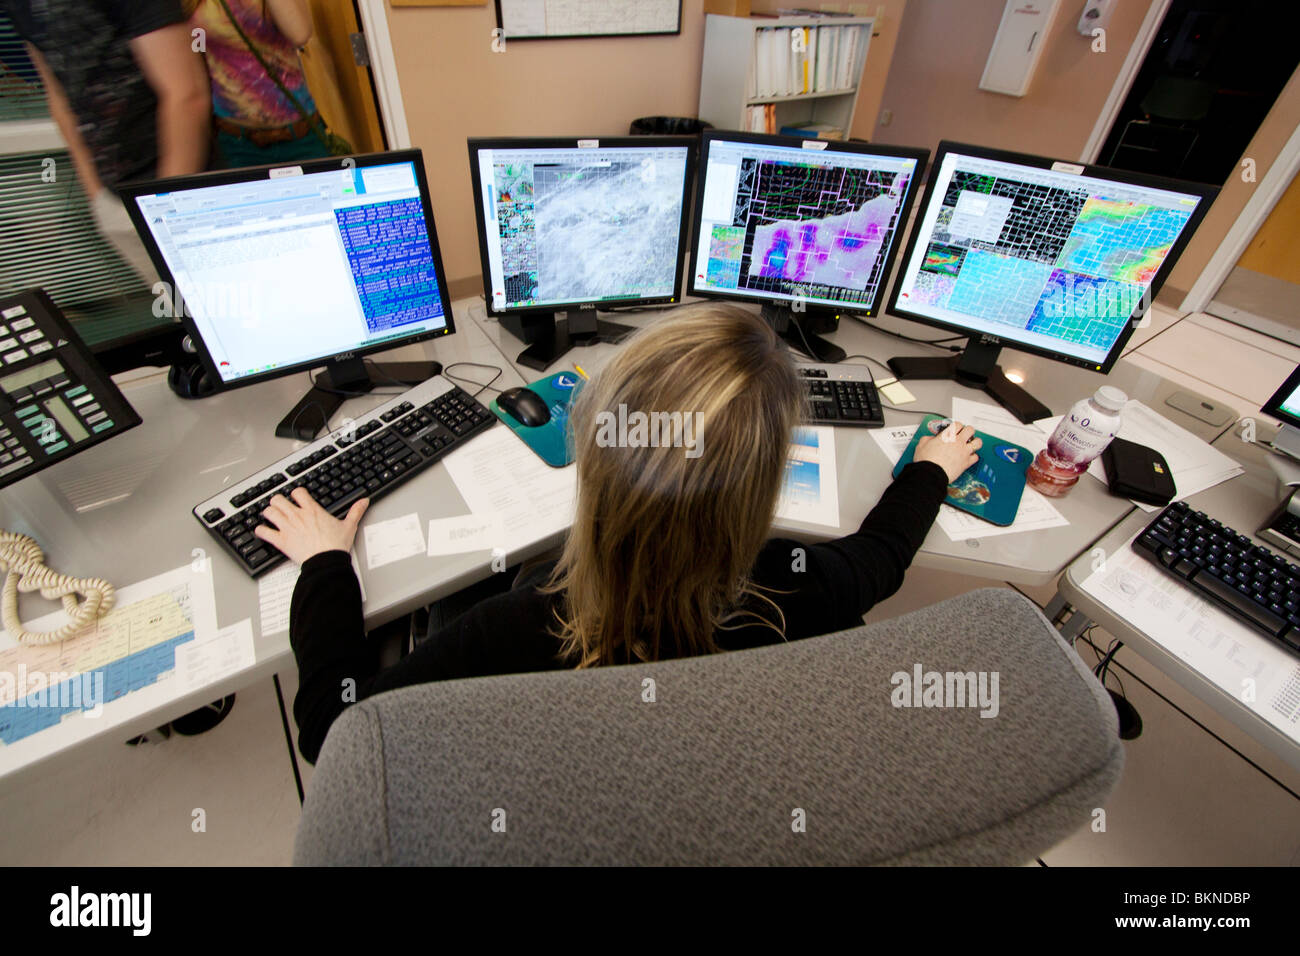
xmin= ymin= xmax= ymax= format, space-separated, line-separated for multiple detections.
xmin=469 ymin=299 xmax=1240 ymax=588
xmin=1056 ymin=423 xmax=1300 ymax=772
xmin=0 ymin=294 xmax=1244 ymax=785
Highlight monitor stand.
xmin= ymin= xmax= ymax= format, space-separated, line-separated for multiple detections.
xmin=761 ymin=303 xmax=845 ymax=363
xmin=887 ymin=339 xmax=1051 ymax=424
xmin=275 ymin=356 xmax=441 ymax=441
xmin=500 ymin=309 xmax=633 ymax=372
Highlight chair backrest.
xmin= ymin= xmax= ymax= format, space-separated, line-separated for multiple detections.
xmin=294 ymin=587 xmax=1122 ymax=865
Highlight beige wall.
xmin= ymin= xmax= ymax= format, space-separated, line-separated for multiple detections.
xmin=385 ymin=0 xmax=1300 ymax=308
xmin=386 ymin=0 xmax=707 ymax=287
xmin=849 ymin=0 xmax=908 ymax=142
xmin=871 ymin=0 xmax=1155 ymax=158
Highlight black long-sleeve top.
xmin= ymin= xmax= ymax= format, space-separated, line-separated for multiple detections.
xmin=288 ymin=461 xmax=949 ymax=762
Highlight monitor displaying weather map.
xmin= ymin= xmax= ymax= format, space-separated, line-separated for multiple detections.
xmin=472 ymin=141 xmax=691 ymax=311
xmin=891 ymin=147 xmax=1208 ymax=367
xmin=691 ymin=137 xmax=924 ymax=314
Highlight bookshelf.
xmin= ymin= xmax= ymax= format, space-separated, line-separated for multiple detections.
xmin=698 ymin=13 xmax=874 ymax=140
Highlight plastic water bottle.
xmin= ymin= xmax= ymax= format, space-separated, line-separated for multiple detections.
xmin=1026 ymin=386 xmax=1128 ymax=497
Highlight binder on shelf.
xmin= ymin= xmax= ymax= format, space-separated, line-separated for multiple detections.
xmin=754 ymin=27 xmax=771 ymax=97
xmin=806 ymin=27 xmax=817 ymax=93
xmin=814 ymin=25 xmax=829 ymax=91
xmin=779 ymin=122 xmax=844 ymax=140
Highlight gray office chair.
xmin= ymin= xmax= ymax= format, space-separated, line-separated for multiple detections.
xmin=294 ymin=588 xmax=1123 ymax=865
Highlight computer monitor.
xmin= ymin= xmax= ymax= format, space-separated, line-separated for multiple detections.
xmin=467 ymin=136 xmax=695 ymax=370
xmin=688 ymin=131 xmax=930 ymax=362
xmin=886 ymin=140 xmax=1218 ymax=422
xmin=117 ymin=150 xmax=457 ymax=440
xmin=1261 ymin=364 xmax=1300 ymax=461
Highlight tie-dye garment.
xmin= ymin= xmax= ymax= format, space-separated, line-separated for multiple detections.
xmin=191 ymin=0 xmax=317 ymax=125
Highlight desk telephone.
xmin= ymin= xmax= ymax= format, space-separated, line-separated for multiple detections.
xmin=0 ymin=290 xmax=140 ymax=644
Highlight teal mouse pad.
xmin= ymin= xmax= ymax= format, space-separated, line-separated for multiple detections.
xmin=892 ymin=414 xmax=1031 ymax=526
xmin=489 ymin=371 xmax=584 ymax=467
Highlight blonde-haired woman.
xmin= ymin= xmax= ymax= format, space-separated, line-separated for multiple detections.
xmin=264 ymin=304 xmax=981 ymax=762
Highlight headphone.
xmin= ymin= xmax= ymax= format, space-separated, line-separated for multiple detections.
xmin=167 ymin=334 xmax=216 ymax=399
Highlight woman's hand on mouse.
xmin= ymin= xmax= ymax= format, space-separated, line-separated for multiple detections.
xmin=914 ymin=420 xmax=982 ymax=483
xmin=254 ymin=488 xmax=369 ymax=565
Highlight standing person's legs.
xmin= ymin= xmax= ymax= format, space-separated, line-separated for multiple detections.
xmin=89 ymin=190 xmax=157 ymax=286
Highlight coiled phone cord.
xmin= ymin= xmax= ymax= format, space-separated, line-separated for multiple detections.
xmin=0 ymin=531 xmax=115 ymax=645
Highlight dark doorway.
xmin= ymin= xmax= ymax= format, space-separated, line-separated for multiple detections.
xmin=1098 ymin=0 xmax=1300 ymax=185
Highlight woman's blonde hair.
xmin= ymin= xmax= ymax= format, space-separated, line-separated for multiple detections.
xmin=544 ymin=303 xmax=804 ymax=668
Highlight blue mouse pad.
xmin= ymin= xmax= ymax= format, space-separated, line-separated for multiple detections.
xmin=489 ymin=371 xmax=584 ymax=467
xmin=892 ymin=414 xmax=1031 ymax=526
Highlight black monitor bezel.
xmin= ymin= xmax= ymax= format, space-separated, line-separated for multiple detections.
xmin=686 ymin=130 xmax=931 ymax=318
xmin=116 ymin=149 xmax=456 ymax=393
xmin=1262 ymin=364 xmax=1300 ymax=430
xmin=466 ymin=136 xmax=697 ymax=316
xmin=885 ymin=139 xmax=1219 ymax=375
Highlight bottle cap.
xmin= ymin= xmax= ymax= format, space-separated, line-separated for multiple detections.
xmin=1093 ymin=386 xmax=1128 ymax=413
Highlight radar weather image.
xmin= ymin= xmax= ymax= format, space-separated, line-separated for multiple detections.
xmin=695 ymin=140 xmax=919 ymax=312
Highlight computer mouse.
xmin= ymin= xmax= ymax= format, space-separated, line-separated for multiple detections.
xmin=497 ymin=387 xmax=551 ymax=427
xmin=1108 ymin=689 xmax=1143 ymax=740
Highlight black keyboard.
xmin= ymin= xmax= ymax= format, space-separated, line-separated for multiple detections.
xmin=797 ymin=362 xmax=884 ymax=427
xmin=193 ymin=377 xmax=495 ymax=576
xmin=1132 ymin=501 xmax=1300 ymax=655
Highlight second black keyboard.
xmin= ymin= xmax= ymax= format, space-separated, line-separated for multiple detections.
xmin=1132 ymin=500 xmax=1300 ymax=655
xmin=797 ymin=362 xmax=884 ymax=427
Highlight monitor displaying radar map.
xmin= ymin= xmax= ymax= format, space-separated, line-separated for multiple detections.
xmin=888 ymin=141 xmax=1216 ymax=370
xmin=689 ymin=132 xmax=929 ymax=316
xmin=468 ymin=137 xmax=694 ymax=313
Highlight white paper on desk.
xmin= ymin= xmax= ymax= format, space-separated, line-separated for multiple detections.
xmin=776 ymin=426 xmax=840 ymax=529
xmin=1079 ymin=532 xmax=1300 ymax=744
xmin=427 ymin=512 xmax=507 ymax=556
xmin=1036 ymin=400 xmax=1243 ymax=507
xmin=364 ymin=512 xmax=427 ymax=570
xmin=175 ymin=617 xmax=255 ymax=692
xmin=440 ymin=427 xmax=576 ymax=555
xmin=869 ymin=423 xmax=1068 ymax=540
xmin=257 ymin=551 xmax=365 ymax=637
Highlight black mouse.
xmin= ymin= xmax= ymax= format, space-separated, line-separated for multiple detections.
xmin=1108 ymin=689 xmax=1143 ymax=740
xmin=497 ymin=387 xmax=551 ymax=427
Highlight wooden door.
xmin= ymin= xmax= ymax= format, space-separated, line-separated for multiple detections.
xmin=300 ymin=0 xmax=386 ymax=153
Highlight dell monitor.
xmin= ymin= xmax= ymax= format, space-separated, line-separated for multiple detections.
xmin=688 ymin=131 xmax=929 ymax=362
xmin=118 ymin=149 xmax=457 ymax=440
xmin=468 ymin=136 xmax=695 ymax=370
xmin=886 ymin=140 xmax=1217 ymax=422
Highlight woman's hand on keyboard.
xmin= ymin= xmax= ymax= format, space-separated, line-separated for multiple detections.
xmin=255 ymin=488 xmax=370 ymax=565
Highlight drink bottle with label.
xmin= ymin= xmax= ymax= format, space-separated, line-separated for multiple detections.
xmin=1026 ymin=386 xmax=1127 ymax=497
